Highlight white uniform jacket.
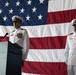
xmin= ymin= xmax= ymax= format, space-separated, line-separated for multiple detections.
xmin=9 ymin=28 xmax=29 ymax=60
xmin=65 ymin=32 xmax=76 ymax=65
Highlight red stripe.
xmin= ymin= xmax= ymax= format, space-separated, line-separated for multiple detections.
xmin=30 ymin=36 xmax=67 ymax=49
xmin=22 ymin=61 xmax=67 ymax=75
xmin=47 ymin=9 xmax=76 ymax=24
xmin=0 ymin=36 xmax=67 ymax=49
xmin=0 ymin=37 xmax=9 ymax=42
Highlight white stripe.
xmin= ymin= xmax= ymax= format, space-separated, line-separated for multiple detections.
xmin=25 ymin=49 xmax=66 ymax=62
xmin=48 ymin=0 xmax=76 ymax=12
xmin=22 ymin=72 xmax=41 ymax=75
xmin=24 ymin=23 xmax=73 ymax=37
xmin=0 ymin=26 xmax=14 ymax=36
xmin=0 ymin=23 xmax=73 ymax=37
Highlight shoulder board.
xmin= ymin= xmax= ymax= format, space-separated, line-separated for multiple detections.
xmin=21 ymin=28 xmax=25 ymax=30
xmin=12 ymin=30 xmax=15 ymax=32
xmin=68 ymin=33 xmax=73 ymax=35
xmin=21 ymin=28 xmax=26 ymax=31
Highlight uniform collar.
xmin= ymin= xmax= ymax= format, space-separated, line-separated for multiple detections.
xmin=15 ymin=28 xmax=21 ymax=30
xmin=74 ymin=32 xmax=76 ymax=35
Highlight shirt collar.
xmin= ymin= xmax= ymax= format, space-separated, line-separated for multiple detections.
xmin=15 ymin=28 xmax=21 ymax=30
xmin=74 ymin=32 xmax=76 ymax=35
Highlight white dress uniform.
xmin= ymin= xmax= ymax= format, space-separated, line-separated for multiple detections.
xmin=65 ymin=32 xmax=76 ymax=75
xmin=9 ymin=28 xmax=29 ymax=61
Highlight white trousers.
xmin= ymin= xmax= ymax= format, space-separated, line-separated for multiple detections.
xmin=67 ymin=65 xmax=76 ymax=75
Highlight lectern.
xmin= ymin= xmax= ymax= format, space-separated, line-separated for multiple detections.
xmin=0 ymin=41 xmax=22 ymax=75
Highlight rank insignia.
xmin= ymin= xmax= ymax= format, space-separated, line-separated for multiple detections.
xmin=17 ymin=33 xmax=22 ymax=38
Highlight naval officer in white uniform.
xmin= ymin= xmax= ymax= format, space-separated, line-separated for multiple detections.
xmin=9 ymin=15 xmax=29 ymax=65
xmin=65 ymin=19 xmax=76 ymax=75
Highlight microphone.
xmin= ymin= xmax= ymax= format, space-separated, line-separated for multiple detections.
xmin=3 ymin=33 xmax=8 ymax=38
xmin=0 ymin=33 xmax=8 ymax=39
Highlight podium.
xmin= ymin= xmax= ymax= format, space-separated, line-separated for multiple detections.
xmin=0 ymin=41 xmax=22 ymax=75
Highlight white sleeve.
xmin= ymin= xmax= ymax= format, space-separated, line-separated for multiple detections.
xmin=65 ymin=36 xmax=70 ymax=63
xmin=22 ymin=29 xmax=29 ymax=60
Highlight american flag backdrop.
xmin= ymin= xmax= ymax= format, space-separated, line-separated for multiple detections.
xmin=0 ymin=0 xmax=76 ymax=75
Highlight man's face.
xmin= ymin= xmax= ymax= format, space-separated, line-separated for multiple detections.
xmin=73 ymin=25 xmax=76 ymax=32
xmin=13 ymin=22 xmax=21 ymax=29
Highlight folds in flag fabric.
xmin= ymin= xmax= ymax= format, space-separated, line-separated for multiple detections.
xmin=0 ymin=0 xmax=76 ymax=75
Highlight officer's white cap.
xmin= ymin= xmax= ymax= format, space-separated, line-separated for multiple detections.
xmin=71 ymin=19 xmax=76 ymax=26
xmin=12 ymin=15 xmax=23 ymax=22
